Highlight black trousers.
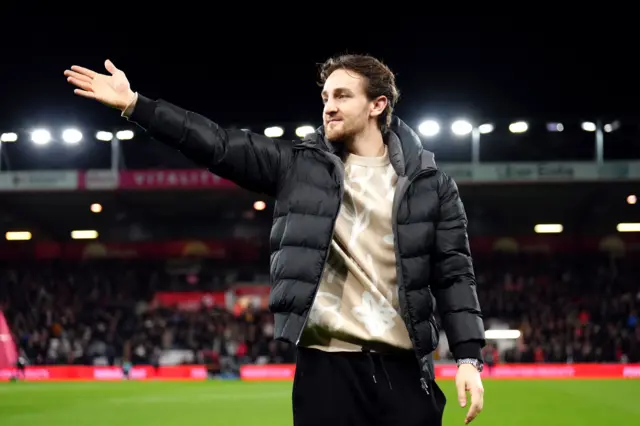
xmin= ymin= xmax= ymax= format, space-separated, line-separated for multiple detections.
xmin=292 ymin=347 xmax=447 ymax=426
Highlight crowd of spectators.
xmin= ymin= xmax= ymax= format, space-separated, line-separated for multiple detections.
xmin=1 ymin=253 xmax=638 ymax=373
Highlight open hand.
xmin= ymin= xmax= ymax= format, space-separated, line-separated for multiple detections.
xmin=456 ymin=363 xmax=484 ymax=424
xmin=64 ymin=60 xmax=135 ymax=111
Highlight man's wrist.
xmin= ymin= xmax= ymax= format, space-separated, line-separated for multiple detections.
xmin=120 ymin=91 xmax=138 ymax=116
xmin=457 ymin=358 xmax=484 ymax=372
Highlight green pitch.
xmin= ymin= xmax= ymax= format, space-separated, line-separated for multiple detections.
xmin=0 ymin=379 xmax=638 ymax=425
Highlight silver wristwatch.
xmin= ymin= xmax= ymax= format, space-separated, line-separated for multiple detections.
xmin=457 ymin=358 xmax=484 ymax=372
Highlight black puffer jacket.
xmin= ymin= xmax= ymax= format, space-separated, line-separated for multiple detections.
xmin=129 ymin=94 xmax=486 ymax=387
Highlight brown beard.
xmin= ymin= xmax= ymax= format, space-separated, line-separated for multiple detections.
xmin=326 ymin=126 xmax=354 ymax=144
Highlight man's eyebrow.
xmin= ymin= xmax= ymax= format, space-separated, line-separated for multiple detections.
xmin=321 ymin=88 xmax=352 ymax=98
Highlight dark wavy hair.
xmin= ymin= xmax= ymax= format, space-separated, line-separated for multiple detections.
xmin=319 ymin=54 xmax=400 ymax=134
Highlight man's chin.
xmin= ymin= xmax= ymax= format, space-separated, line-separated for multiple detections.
xmin=325 ymin=131 xmax=346 ymax=143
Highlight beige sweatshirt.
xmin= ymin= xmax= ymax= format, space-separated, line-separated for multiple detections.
xmin=300 ymin=147 xmax=412 ymax=352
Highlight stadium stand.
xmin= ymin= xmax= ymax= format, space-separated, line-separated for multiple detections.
xmin=1 ymin=121 xmax=639 ymax=381
xmin=1 ymin=251 xmax=638 ymax=376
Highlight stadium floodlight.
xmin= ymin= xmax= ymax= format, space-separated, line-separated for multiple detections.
xmin=534 ymin=224 xmax=563 ymax=234
xmin=96 ymin=131 xmax=113 ymax=141
xmin=116 ymin=130 xmax=134 ymax=140
xmin=62 ymin=128 xmax=83 ymax=144
xmin=450 ymin=120 xmax=473 ymax=136
xmin=418 ymin=120 xmax=439 ymax=137
xmin=71 ymin=230 xmax=99 ymax=240
xmin=617 ymin=223 xmax=640 ymax=233
xmin=5 ymin=231 xmax=32 ymax=241
xmin=547 ymin=122 xmax=564 ymax=132
xmin=581 ymin=121 xmax=596 ymax=132
xmin=0 ymin=132 xmax=18 ymax=142
xmin=295 ymin=125 xmax=315 ymax=138
xmin=508 ymin=121 xmax=528 ymax=133
xmin=604 ymin=120 xmax=620 ymax=133
xmin=477 ymin=124 xmax=494 ymax=134
xmin=264 ymin=126 xmax=284 ymax=138
xmin=31 ymin=128 xmax=51 ymax=145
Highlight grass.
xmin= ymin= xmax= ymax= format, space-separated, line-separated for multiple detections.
xmin=0 ymin=379 xmax=638 ymax=425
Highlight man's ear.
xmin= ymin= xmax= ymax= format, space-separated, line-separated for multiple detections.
xmin=370 ymin=95 xmax=388 ymax=119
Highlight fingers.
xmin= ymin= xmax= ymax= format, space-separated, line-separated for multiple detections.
xmin=64 ymin=70 xmax=92 ymax=83
xmin=464 ymin=387 xmax=484 ymax=424
xmin=105 ymin=59 xmax=117 ymax=75
xmin=73 ymin=89 xmax=96 ymax=100
xmin=456 ymin=380 xmax=467 ymax=407
xmin=67 ymin=76 xmax=93 ymax=92
xmin=70 ymin=65 xmax=97 ymax=78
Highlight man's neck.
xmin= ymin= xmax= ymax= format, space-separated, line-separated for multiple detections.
xmin=345 ymin=126 xmax=385 ymax=157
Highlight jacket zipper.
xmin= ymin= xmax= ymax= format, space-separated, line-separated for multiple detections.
xmin=392 ymin=167 xmax=437 ymax=394
xmin=292 ymin=143 xmax=438 ymax=393
xmin=295 ymin=148 xmax=345 ymax=345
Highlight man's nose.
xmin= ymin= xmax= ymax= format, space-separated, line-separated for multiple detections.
xmin=324 ymin=100 xmax=338 ymax=115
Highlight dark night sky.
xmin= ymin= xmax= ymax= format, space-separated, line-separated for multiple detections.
xmin=1 ymin=15 xmax=638 ymax=133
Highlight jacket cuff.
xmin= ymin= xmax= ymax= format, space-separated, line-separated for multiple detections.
xmin=452 ymin=341 xmax=483 ymax=362
xmin=126 ymin=94 xmax=156 ymax=129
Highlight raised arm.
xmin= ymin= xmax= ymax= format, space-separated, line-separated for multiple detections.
xmin=64 ymin=60 xmax=292 ymax=196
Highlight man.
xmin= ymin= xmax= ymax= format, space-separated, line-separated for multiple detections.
xmin=64 ymin=54 xmax=486 ymax=425
xmin=122 ymin=359 xmax=132 ymax=380
xmin=13 ymin=353 xmax=27 ymax=382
